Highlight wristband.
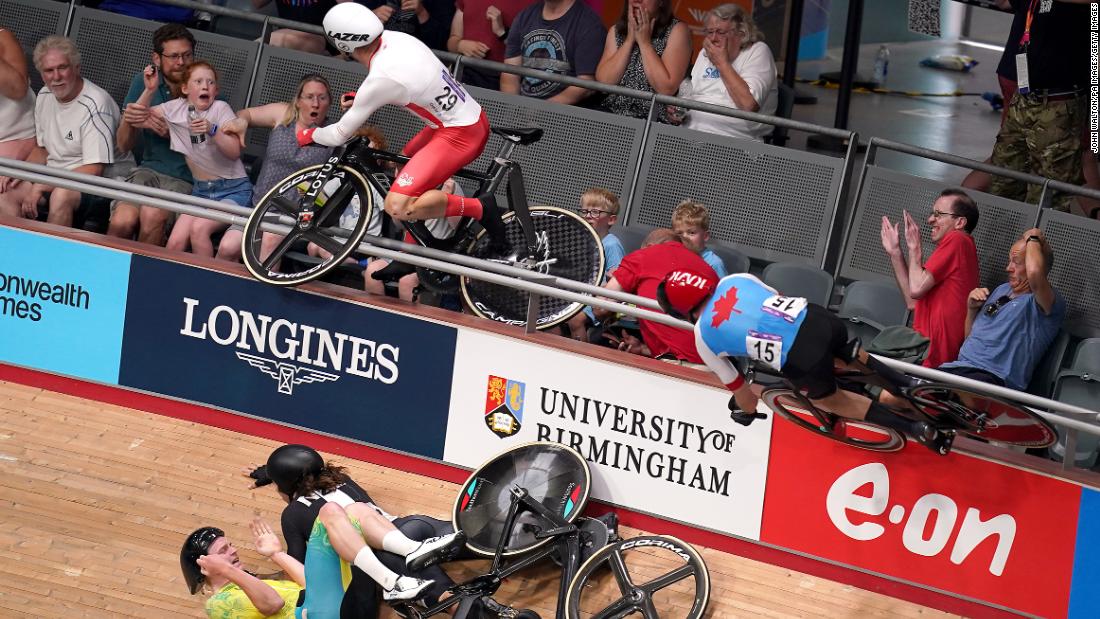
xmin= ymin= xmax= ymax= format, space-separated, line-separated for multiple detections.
xmin=208 ymin=123 xmax=218 ymax=137
xmin=1026 ymin=235 xmax=1041 ymax=244
xmin=496 ymin=27 xmax=509 ymax=41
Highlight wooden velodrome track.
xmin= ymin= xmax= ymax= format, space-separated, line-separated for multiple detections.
xmin=0 ymin=374 xmax=958 ymax=619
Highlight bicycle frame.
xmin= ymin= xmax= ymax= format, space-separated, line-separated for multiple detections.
xmin=406 ymin=484 xmax=584 ymax=619
xmin=300 ymin=135 xmax=539 ymax=256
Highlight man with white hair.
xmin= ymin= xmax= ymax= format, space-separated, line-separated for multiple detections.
xmin=0 ymin=35 xmax=132 ymax=228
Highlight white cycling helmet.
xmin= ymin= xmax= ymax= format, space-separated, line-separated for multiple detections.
xmin=323 ymin=3 xmax=384 ymax=54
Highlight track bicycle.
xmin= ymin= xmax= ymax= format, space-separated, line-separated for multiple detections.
xmin=391 ymin=442 xmax=711 ymax=619
xmin=240 ymin=128 xmax=605 ymax=330
xmin=757 ymin=358 xmax=1058 ymax=454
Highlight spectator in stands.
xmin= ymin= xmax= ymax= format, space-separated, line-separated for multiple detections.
xmin=879 ymin=190 xmax=980 ymax=368
xmin=180 ymin=523 xmax=301 ymax=618
xmin=0 ymin=26 xmax=37 ymax=201
xmin=109 ymin=24 xmax=199 ymax=247
xmin=595 ymin=0 xmax=692 ymax=122
xmin=594 ymin=228 xmax=716 ymax=366
xmin=251 ymin=0 xmax=346 ymax=55
xmin=986 ymin=0 xmax=1090 ymax=213
xmin=935 ymin=228 xmax=1065 ymax=390
xmin=359 ymin=0 xmax=456 ymax=51
xmin=136 ymin=61 xmax=251 ymax=259
xmin=220 ymin=73 xmax=358 ymax=263
xmin=447 ymin=0 xmax=526 ymax=89
xmin=566 ymin=187 xmax=626 ymax=341
xmin=500 ymin=0 xmax=605 ymax=104
xmin=669 ymin=3 xmax=777 ymax=141
xmin=671 ymin=199 xmax=726 ymax=277
xmin=962 ymin=0 xmax=1099 ymax=220
xmin=0 ymin=36 xmax=133 ymax=227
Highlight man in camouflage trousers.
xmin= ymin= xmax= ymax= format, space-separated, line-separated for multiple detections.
xmin=988 ymin=0 xmax=1091 ymax=212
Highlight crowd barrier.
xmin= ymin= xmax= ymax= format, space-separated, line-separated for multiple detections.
xmin=4 ymin=0 xmax=1100 ymax=448
xmin=2 ymin=219 xmax=1100 ymax=618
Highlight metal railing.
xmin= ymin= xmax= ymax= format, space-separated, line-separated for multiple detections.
xmin=3 ymin=158 xmax=1099 ymax=457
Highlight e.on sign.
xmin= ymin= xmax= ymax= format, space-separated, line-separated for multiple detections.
xmin=762 ymin=420 xmax=1081 ymax=618
xmin=828 ymin=463 xmax=1015 ymax=576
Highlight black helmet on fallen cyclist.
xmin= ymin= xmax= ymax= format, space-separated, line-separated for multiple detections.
xmin=180 ymin=526 xmax=224 ymax=595
xmin=266 ymin=444 xmax=324 ymax=498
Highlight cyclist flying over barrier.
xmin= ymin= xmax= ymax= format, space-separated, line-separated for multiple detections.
xmin=656 ymin=268 xmax=955 ymax=454
xmin=303 ymin=3 xmax=509 ymax=255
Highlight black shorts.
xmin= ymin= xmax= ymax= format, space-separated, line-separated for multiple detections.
xmin=935 ymin=365 xmax=1006 ymax=387
xmin=783 ymin=304 xmax=851 ymax=399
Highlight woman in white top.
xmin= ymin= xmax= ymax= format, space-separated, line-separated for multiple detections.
xmin=675 ymin=3 xmax=777 ymax=142
xmin=0 ymin=27 xmax=38 ymax=201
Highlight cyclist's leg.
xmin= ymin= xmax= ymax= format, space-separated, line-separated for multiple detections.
xmin=316 ymin=502 xmax=405 ymax=591
xmin=384 ymin=114 xmax=490 ymax=224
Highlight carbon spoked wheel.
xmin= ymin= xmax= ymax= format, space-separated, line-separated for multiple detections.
xmin=242 ymin=164 xmax=373 ymax=286
xmin=461 ymin=207 xmax=604 ymax=330
xmin=565 ymin=535 xmax=710 ymax=619
xmin=762 ymin=389 xmax=906 ymax=452
xmin=453 ymin=441 xmax=590 ymax=557
xmin=910 ymin=383 xmax=1057 ymax=447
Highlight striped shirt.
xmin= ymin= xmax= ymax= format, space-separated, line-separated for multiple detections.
xmin=34 ymin=78 xmax=133 ymax=178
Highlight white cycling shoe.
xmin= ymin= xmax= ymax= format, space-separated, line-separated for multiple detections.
xmin=405 ymin=531 xmax=467 ymax=572
xmin=383 ymin=576 xmax=434 ymax=602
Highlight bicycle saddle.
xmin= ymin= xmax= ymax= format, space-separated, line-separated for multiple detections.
xmin=491 ymin=127 xmax=543 ymax=145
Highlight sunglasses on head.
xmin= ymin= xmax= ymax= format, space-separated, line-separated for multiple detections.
xmin=984 ymin=295 xmax=1011 ymax=317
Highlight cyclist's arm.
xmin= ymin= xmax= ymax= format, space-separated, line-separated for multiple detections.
xmin=311 ymin=77 xmax=408 ymax=147
xmin=694 ymin=327 xmax=759 ymax=413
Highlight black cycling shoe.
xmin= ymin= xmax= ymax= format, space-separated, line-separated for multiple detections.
xmin=477 ymin=194 xmax=512 ymax=260
xmin=478 ymin=596 xmax=541 ymax=619
xmin=912 ymin=421 xmax=955 ymax=456
xmin=371 ymin=260 xmax=417 ymax=282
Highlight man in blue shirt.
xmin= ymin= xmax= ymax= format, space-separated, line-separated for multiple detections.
xmin=107 ymin=24 xmax=198 ymax=247
xmin=939 ymin=228 xmax=1065 ymax=389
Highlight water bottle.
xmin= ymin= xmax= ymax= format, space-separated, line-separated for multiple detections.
xmin=188 ymin=103 xmax=206 ymax=144
xmin=873 ymin=45 xmax=890 ymax=86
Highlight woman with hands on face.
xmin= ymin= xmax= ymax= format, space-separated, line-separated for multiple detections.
xmin=595 ymin=0 xmax=691 ymax=121
xmin=673 ymin=3 xmax=777 ymax=141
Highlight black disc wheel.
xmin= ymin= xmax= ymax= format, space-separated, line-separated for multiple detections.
xmin=453 ymin=441 xmax=591 ymax=557
xmin=762 ymin=388 xmax=907 ymax=452
xmin=242 ymin=164 xmax=374 ymax=286
xmin=564 ymin=535 xmax=710 ymax=619
xmin=909 ymin=383 xmax=1057 ymax=447
xmin=461 ymin=207 xmax=604 ymax=330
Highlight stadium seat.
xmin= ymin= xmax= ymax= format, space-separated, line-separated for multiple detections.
xmin=1049 ymin=338 xmax=1100 ymax=468
xmin=836 ymin=280 xmax=909 ymax=345
xmin=764 ymin=82 xmax=795 ymax=148
xmin=609 ymin=224 xmax=652 ymax=256
xmin=762 ymin=262 xmax=834 ymax=307
xmin=1027 ymin=329 xmax=1072 ymax=399
xmin=708 ymin=242 xmax=750 ymax=275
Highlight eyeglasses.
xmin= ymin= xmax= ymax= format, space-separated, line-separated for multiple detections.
xmin=299 ymin=94 xmax=330 ymax=103
xmin=578 ymin=208 xmax=613 ymax=217
xmin=929 ymin=210 xmax=959 ymax=219
xmin=703 ymin=28 xmax=736 ymax=36
xmin=158 ymin=51 xmax=194 ymax=62
xmin=984 ymin=295 xmax=1012 ymax=317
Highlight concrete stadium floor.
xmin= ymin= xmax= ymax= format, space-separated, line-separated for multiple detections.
xmin=789 ymin=39 xmax=1007 ymax=185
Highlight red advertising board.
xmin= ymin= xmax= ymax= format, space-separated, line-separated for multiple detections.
xmin=761 ymin=420 xmax=1082 ymax=618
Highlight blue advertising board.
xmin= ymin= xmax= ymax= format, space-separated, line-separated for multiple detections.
xmin=119 ymin=255 xmax=457 ymax=459
xmin=1070 ymin=487 xmax=1100 ymax=618
xmin=0 ymin=227 xmax=130 ymax=383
